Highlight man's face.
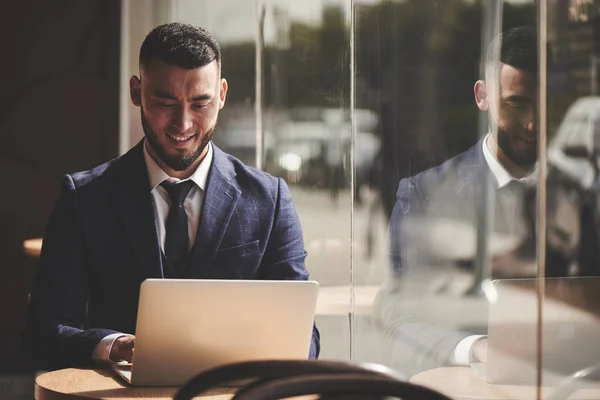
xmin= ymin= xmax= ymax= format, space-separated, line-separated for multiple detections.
xmin=478 ymin=64 xmax=537 ymax=168
xmin=130 ymin=59 xmax=228 ymax=174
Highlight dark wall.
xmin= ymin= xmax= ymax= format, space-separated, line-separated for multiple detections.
xmin=0 ymin=0 xmax=121 ymax=371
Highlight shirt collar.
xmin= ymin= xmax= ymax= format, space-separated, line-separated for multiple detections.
xmin=143 ymin=140 xmax=213 ymax=191
xmin=482 ymin=134 xmax=514 ymax=189
xmin=481 ymin=133 xmax=538 ymax=188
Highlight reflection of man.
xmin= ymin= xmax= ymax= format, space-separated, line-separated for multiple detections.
xmin=391 ymin=25 xmax=540 ymax=275
xmin=23 ymin=23 xmax=319 ymax=369
xmin=377 ymin=26 xmax=548 ymax=377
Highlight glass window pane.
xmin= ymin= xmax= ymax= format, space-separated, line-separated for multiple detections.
xmin=171 ymin=0 xmax=353 ymax=361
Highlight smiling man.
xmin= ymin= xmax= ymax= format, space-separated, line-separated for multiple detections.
xmin=23 ymin=23 xmax=320 ymax=369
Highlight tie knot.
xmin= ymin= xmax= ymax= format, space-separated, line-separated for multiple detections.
xmin=161 ymin=180 xmax=195 ymax=206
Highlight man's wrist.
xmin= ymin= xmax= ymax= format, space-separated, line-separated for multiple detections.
xmin=92 ymin=333 xmax=131 ymax=364
xmin=450 ymin=335 xmax=487 ymax=365
xmin=470 ymin=336 xmax=488 ymax=363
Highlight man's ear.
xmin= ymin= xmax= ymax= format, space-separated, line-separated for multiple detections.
xmin=474 ymin=80 xmax=489 ymax=112
xmin=130 ymin=76 xmax=142 ymax=107
xmin=218 ymin=78 xmax=228 ymax=110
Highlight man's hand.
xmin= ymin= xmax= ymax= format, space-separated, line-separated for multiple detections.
xmin=472 ymin=337 xmax=488 ymax=363
xmin=109 ymin=335 xmax=135 ymax=363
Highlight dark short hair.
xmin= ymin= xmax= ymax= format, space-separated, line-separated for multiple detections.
xmin=485 ymin=25 xmax=537 ymax=76
xmin=139 ymin=22 xmax=221 ymax=70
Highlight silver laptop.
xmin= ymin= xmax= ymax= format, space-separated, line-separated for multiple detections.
xmin=113 ymin=279 xmax=319 ymax=386
xmin=471 ymin=277 xmax=600 ymax=385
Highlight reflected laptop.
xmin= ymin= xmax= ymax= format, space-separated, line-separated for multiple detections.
xmin=112 ymin=279 xmax=319 ymax=386
xmin=471 ymin=277 xmax=600 ymax=385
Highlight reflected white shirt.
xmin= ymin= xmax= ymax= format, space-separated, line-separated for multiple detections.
xmin=482 ymin=134 xmax=515 ymax=189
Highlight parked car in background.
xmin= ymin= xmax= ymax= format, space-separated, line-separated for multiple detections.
xmin=216 ymin=107 xmax=381 ymax=201
xmin=213 ymin=119 xmax=274 ymax=169
xmin=266 ymin=108 xmax=380 ymax=196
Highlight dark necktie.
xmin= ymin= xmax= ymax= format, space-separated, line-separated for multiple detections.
xmin=161 ymin=180 xmax=195 ymax=275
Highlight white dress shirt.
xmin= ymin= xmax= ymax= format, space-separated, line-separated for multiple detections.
xmin=450 ymin=134 xmax=534 ymax=365
xmin=92 ymin=140 xmax=213 ymax=363
xmin=145 ymin=140 xmax=212 ymax=252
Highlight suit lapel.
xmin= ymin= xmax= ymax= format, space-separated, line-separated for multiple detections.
xmin=456 ymin=137 xmax=488 ymax=199
xmin=186 ymin=146 xmax=241 ymax=277
xmin=458 ymin=137 xmax=516 ymax=232
xmin=116 ymin=141 xmax=164 ymax=279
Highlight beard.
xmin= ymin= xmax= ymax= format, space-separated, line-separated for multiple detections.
xmin=496 ymin=127 xmax=538 ymax=169
xmin=141 ymin=108 xmax=215 ymax=171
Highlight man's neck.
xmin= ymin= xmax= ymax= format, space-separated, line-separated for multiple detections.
xmin=486 ymin=135 xmax=532 ymax=179
xmin=144 ymin=140 xmax=207 ymax=180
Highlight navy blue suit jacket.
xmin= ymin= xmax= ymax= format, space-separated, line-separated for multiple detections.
xmin=24 ymin=141 xmax=320 ymax=369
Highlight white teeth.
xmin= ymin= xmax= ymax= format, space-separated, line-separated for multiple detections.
xmin=168 ymin=134 xmax=193 ymax=142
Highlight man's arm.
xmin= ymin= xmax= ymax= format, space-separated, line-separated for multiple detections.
xmin=258 ymin=178 xmax=320 ymax=359
xmin=373 ymin=280 xmax=476 ymax=377
xmin=23 ymin=175 xmax=120 ymax=369
xmin=389 ymin=177 xmax=417 ymax=274
xmin=390 ymin=177 xmax=433 ymax=274
xmin=376 ymin=177 xmax=476 ymax=376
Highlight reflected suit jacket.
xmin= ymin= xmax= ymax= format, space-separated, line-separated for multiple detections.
xmin=378 ymin=138 xmax=572 ymax=377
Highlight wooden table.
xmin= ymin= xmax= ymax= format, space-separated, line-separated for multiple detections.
xmin=35 ymin=368 xmax=236 ymax=399
xmin=24 ymin=238 xmax=43 ymax=257
xmin=410 ymin=367 xmax=600 ymax=400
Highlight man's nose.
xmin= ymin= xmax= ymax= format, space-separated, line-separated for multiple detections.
xmin=171 ymin=107 xmax=193 ymax=133
xmin=526 ymin=119 xmax=535 ymax=133
xmin=525 ymin=107 xmax=536 ymax=132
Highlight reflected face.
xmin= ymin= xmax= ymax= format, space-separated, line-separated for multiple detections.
xmin=478 ymin=64 xmax=537 ymax=168
xmin=130 ymin=59 xmax=227 ymax=175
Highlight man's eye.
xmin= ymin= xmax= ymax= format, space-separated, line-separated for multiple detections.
xmin=158 ymin=103 xmax=175 ymax=108
xmin=508 ymin=102 xmax=527 ymax=111
xmin=192 ymin=103 xmax=209 ymax=109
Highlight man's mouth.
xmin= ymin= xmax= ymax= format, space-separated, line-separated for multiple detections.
xmin=517 ymin=134 xmax=536 ymax=143
xmin=167 ymin=133 xmax=195 ymax=142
